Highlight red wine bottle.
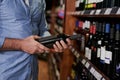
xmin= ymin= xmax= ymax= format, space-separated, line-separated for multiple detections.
xmin=91 ymin=22 xmax=97 ymax=65
xmin=85 ymin=22 xmax=94 ymax=60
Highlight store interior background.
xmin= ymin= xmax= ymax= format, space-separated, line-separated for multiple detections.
xmin=38 ymin=0 xmax=120 ymax=80
xmin=38 ymin=0 xmax=65 ymax=80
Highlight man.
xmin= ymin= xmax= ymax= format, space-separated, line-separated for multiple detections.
xmin=0 ymin=0 xmax=71 ymax=80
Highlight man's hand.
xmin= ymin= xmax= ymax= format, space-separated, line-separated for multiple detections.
xmin=20 ymin=35 xmax=50 ymax=54
xmin=53 ymin=38 xmax=72 ymax=53
xmin=0 ymin=35 xmax=72 ymax=54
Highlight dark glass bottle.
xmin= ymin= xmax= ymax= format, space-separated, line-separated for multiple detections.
xmin=103 ymin=23 xmax=111 ymax=76
xmin=105 ymin=24 xmax=115 ymax=78
xmin=85 ymin=22 xmax=94 ymax=60
xmin=75 ymin=0 xmax=81 ymax=11
xmin=36 ymin=34 xmax=81 ymax=48
xmin=79 ymin=0 xmax=86 ymax=10
xmin=90 ymin=22 xmax=98 ymax=65
xmin=114 ymin=0 xmax=120 ymax=7
xmin=99 ymin=23 xmax=106 ymax=72
xmin=112 ymin=24 xmax=120 ymax=80
xmin=102 ymin=0 xmax=112 ymax=8
xmin=96 ymin=0 xmax=104 ymax=9
xmin=96 ymin=22 xmax=102 ymax=69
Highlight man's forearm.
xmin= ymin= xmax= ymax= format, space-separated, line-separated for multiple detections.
xmin=0 ymin=38 xmax=22 ymax=51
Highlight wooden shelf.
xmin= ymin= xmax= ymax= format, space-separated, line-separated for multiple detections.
xmin=62 ymin=0 xmax=119 ymax=80
xmin=67 ymin=7 xmax=120 ymax=18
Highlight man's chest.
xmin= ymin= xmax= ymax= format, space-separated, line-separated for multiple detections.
xmin=0 ymin=0 xmax=44 ymax=21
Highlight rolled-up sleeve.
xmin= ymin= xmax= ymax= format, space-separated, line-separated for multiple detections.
xmin=0 ymin=36 xmax=5 ymax=48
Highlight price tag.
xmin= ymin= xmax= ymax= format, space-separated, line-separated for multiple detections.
xmin=85 ymin=62 xmax=90 ymax=69
xmin=116 ymin=8 xmax=120 ymax=14
xmin=76 ymin=53 xmax=80 ymax=58
xmin=71 ymin=48 xmax=75 ymax=53
xmin=94 ymin=71 xmax=102 ymax=80
xmin=90 ymin=67 xmax=95 ymax=74
xmin=104 ymin=8 xmax=112 ymax=15
xmin=95 ymin=9 xmax=101 ymax=15
xmin=100 ymin=8 xmax=106 ymax=14
xmin=74 ymin=51 xmax=77 ymax=56
xmin=90 ymin=10 xmax=95 ymax=15
xmin=81 ymin=59 xmax=86 ymax=65
xmin=102 ymin=78 xmax=105 ymax=80
xmin=77 ymin=11 xmax=81 ymax=15
xmin=81 ymin=10 xmax=85 ymax=15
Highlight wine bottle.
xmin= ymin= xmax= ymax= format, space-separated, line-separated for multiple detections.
xmin=75 ymin=0 xmax=81 ymax=11
xmin=114 ymin=0 xmax=120 ymax=7
xmin=36 ymin=34 xmax=81 ymax=48
xmin=103 ymin=23 xmax=111 ymax=76
xmin=105 ymin=0 xmax=112 ymax=8
xmin=96 ymin=22 xmax=102 ymax=69
xmin=91 ymin=22 xmax=97 ymax=65
xmin=79 ymin=0 xmax=86 ymax=10
xmin=85 ymin=0 xmax=97 ymax=10
xmin=96 ymin=0 xmax=104 ymax=9
xmin=99 ymin=22 xmax=106 ymax=72
xmin=102 ymin=0 xmax=111 ymax=8
xmin=112 ymin=24 xmax=120 ymax=80
xmin=85 ymin=22 xmax=94 ymax=60
xmin=105 ymin=23 xmax=115 ymax=78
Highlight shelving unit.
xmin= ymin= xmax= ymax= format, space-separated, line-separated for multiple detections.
xmin=61 ymin=0 xmax=120 ymax=80
xmin=70 ymin=46 xmax=110 ymax=80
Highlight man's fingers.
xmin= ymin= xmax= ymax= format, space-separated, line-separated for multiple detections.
xmin=60 ymin=40 xmax=68 ymax=49
xmin=37 ymin=43 xmax=50 ymax=53
xmin=55 ymin=41 xmax=63 ymax=52
xmin=66 ymin=38 xmax=72 ymax=46
xmin=32 ymin=35 xmax=40 ymax=39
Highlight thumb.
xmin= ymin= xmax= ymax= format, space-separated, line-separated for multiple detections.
xmin=32 ymin=35 xmax=40 ymax=39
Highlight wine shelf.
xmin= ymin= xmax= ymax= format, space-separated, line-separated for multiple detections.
xmin=67 ymin=7 xmax=120 ymax=18
xmin=70 ymin=46 xmax=110 ymax=80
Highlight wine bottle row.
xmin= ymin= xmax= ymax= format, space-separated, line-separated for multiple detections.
xmin=75 ymin=0 xmax=120 ymax=11
xmin=69 ymin=46 xmax=109 ymax=80
xmin=75 ymin=20 xmax=120 ymax=80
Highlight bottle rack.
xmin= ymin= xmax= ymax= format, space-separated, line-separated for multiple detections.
xmin=61 ymin=0 xmax=120 ymax=80
xmin=70 ymin=46 xmax=110 ymax=80
xmin=68 ymin=7 xmax=120 ymax=18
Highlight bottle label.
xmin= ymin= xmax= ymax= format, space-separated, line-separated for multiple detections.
xmin=116 ymin=64 xmax=120 ymax=74
xmin=85 ymin=47 xmax=89 ymax=59
xmin=98 ymin=40 xmax=101 ymax=45
xmin=75 ymin=0 xmax=80 ymax=8
xmin=97 ymin=48 xmax=101 ymax=58
xmin=100 ymin=46 xmax=105 ymax=61
xmin=89 ymin=49 xmax=92 ymax=60
xmin=105 ymin=50 xmax=112 ymax=61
